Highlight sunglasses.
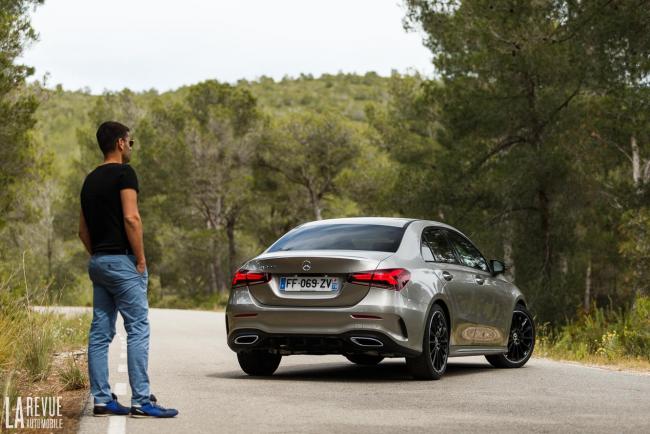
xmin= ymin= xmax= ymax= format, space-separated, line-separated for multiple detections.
xmin=122 ymin=138 xmax=134 ymax=147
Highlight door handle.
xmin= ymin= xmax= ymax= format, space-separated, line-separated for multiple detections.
xmin=442 ymin=271 xmax=453 ymax=281
xmin=475 ymin=275 xmax=485 ymax=285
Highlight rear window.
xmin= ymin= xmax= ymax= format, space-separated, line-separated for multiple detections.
xmin=268 ymin=224 xmax=406 ymax=253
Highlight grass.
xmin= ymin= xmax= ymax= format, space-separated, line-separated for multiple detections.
xmin=537 ymin=295 xmax=650 ymax=371
xmin=0 ymin=262 xmax=91 ymax=428
xmin=1 ymin=294 xmax=90 ymax=382
xmin=150 ymin=291 xmax=229 ymax=310
xmin=58 ymin=356 xmax=88 ymax=391
xmin=22 ymin=321 xmax=56 ymax=381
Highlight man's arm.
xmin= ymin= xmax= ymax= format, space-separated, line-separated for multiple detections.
xmin=78 ymin=210 xmax=92 ymax=255
xmin=121 ymin=188 xmax=146 ymax=273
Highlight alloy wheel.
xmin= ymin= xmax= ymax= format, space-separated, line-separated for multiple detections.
xmin=429 ymin=310 xmax=449 ymax=373
xmin=505 ymin=310 xmax=534 ymax=363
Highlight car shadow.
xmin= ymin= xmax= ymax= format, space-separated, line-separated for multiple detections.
xmin=209 ymin=360 xmax=493 ymax=383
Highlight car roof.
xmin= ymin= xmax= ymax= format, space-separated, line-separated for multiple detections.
xmin=298 ymin=217 xmax=465 ymax=236
xmin=300 ymin=216 xmax=460 ymax=229
xmin=300 ymin=217 xmax=416 ymax=228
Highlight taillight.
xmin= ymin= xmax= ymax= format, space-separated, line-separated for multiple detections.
xmin=231 ymin=269 xmax=271 ymax=288
xmin=347 ymin=268 xmax=411 ymax=291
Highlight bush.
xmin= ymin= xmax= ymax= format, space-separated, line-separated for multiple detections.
xmin=538 ymin=295 xmax=650 ymax=363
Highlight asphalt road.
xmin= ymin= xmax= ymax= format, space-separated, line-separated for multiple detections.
xmin=78 ymin=308 xmax=650 ymax=434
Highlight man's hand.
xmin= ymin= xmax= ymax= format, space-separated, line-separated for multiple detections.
xmin=136 ymin=261 xmax=147 ymax=274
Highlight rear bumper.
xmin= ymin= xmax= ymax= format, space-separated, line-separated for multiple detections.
xmin=227 ymin=328 xmax=420 ymax=357
xmin=226 ymin=286 xmax=426 ymax=356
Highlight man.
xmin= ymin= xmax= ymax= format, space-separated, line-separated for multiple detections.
xmin=79 ymin=121 xmax=178 ymax=418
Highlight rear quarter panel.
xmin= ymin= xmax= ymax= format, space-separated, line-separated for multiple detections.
xmin=376 ymin=221 xmax=453 ymax=350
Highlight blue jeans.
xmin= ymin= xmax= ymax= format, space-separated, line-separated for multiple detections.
xmin=88 ymin=254 xmax=151 ymax=406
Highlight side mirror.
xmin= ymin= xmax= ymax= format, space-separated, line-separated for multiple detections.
xmin=490 ymin=259 xmax=506 ymax=276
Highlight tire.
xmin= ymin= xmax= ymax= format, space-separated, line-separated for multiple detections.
xmin=344 ymin=354 xmax=384 ymax=365
xmin=486 ymin=305 xmax=535 ymax=369
xmin=406 ymin=303 xmax=449 ymax=380
xmin=237 ymin=350 xmax=282 ymax=376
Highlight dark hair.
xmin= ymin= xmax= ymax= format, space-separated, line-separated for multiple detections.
xmin=96 ymin=121 xmax=130 ymax=155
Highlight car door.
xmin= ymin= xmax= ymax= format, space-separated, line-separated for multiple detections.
xmin=446 ymin=231 xmax=509 ymax=347
xmin=421 ymin=228 xmax=476 ymax=347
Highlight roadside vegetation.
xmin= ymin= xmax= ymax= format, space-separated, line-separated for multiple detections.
xmin=538 ymin=295 xmax=650 ymax=370
xmin=151 ymin=292 xmax=230 ymax=310
xmin=0 ymin=264 xmax=90 ymax=429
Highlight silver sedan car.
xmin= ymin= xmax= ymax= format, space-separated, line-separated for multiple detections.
xmin=226 ymin=217 xmax=535 ymax=380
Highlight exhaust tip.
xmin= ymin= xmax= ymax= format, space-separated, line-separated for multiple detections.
xmin=234 ymin=334 xmax=259 ymax=345
xmin=350 ymin=337 xmax=384 ymax=348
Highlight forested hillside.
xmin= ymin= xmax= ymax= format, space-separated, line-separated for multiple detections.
xmin=1 ymin=2 xmax=648 ymax=344
xmin=5 ymin=72 xmax=400 ymax=308
xmin=32 ymin=72 xmax=392 ymax=172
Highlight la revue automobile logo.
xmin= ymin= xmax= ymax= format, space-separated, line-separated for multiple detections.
xmin=3 ymin=395 xmax=64 ymax=430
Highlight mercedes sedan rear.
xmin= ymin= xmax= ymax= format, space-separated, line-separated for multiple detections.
xmin=226 ymin=217 xmax=535 ymax=380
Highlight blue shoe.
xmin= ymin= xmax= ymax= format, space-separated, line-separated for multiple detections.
xmin=130 ymin=394 xmax=178 ymax=418
xmin=93 ymin=393 xmax=130 ymax=416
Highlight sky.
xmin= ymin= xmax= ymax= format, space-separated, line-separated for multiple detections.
xmin=19 ymin=0 xmax=434 ymax=94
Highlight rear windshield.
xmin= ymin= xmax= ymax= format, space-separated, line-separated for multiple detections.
xmin=268 ymin=224 xmax=407 ymax=253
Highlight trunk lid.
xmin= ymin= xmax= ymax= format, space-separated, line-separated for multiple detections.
xmin=244 ymin=250 xmax=392 ymax=307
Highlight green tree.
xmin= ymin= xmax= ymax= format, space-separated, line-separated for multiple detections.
xmin=245 ymin=156 xmax=314 ymax=248
xmin=258 ymin=111 xmax=360 ymax=220
xmin=582 ymin=1 xmax=650 ymax=299
xmin=403 ymin=0 xmax=622 ymax=321
xmin=139 ymin=81 xmax=261 ymax=295
xmin=185 ymin=81 xmax=260 ymax=292
xmin=0 ymin=0 xmax=43 ymax=229
xmin=364 ymin=73 xmax=440 ymax=217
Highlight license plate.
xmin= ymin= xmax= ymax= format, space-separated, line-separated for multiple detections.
xmin=279 ymin=276 xmax=339 ymax=292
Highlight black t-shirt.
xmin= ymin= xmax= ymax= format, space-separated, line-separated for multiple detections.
xmin=80 ymin=163 xmax=139 ymax=254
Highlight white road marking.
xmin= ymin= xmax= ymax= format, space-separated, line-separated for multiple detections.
xmin=107 ymin=415 xmax=126 ymax=434
xmin=110 ymin=339 xmax=128 ymax=434
xmin=114 ymin=382 xmax=127 ymax=396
